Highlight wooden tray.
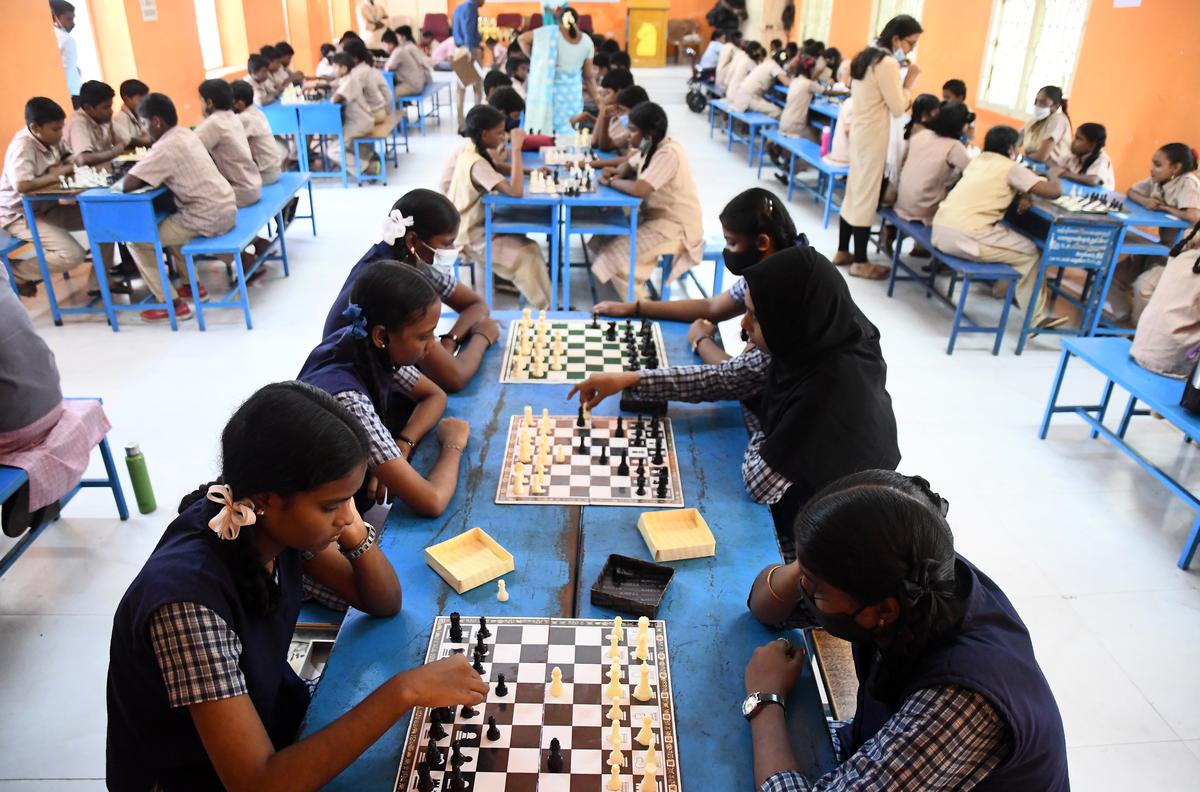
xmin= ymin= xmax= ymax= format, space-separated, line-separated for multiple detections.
xmin=637 ymin=507 xmax=716 ymax=562
xmin=424 ymin=527 xmax=515 ymax=593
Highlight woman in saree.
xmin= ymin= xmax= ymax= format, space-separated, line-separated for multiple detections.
xmin=518 ymin=2 xmax=601 ymax=135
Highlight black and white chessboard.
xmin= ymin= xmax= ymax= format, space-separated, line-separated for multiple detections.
xmin=495 ymin=414 xmax=683 ymax=508
xmin=499 ymin=318 xmax=669 ymax=385
xmin=394 ymin=616 xmax=682 ymax=792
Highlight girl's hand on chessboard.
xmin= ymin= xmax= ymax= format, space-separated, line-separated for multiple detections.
xmin=399 ymin=654 xmax=489 ymax=708
xmin=437 ymin=418 xmax=471 ymax=449
xmin=592 ymin=300 xmax=635 ymax=318
xmin=744 ymin=637 xmax=808 ymax=698
xmin=568 ymin=371 xmax=641 ymax=410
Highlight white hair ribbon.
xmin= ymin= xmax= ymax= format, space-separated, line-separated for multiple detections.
xmin=205 ymin=484 xmax=257 ymax=541
xmin=381 ymin=209 xmax=415 ymax=246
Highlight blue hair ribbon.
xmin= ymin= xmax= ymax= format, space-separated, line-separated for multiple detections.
xmin=342 ymin=303 xmax=368 ymax=339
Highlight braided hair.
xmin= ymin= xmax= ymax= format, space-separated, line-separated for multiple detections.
xmin=628 ymin=102 xmax=668 ymax=169
xmin=792 ymin=469 xmax=963 ymax=708
xmin=1075 ymin=123 xmax=1107 ymax=176
xmin=460 ymin=104 xmax=505 ymax=171
xmin=177 ymin=383 xmax=370 ymax=616
xmin=718 ymin=187 xmax=806 ymax=252
xmin=904 ymin=93 xmax=939 ymax=140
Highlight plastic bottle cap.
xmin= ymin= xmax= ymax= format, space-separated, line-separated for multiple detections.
xmin=125 ymin=443 xmax=141 ymax=457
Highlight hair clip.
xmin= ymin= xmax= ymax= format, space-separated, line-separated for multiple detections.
xmin=381 ymin=209 xmax=414 ymax=246
xmin=205 ymin=484 xmax=256 ymax=541
xmin=341 ymin=302 xmax=369 ymax=340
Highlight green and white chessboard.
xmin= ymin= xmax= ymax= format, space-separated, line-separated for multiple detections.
xmin=499 ymin=317 xmax=669 ymax=385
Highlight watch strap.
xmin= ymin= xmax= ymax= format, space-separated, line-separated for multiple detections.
xmin=744 ymin=691 xmax=785 ymax=720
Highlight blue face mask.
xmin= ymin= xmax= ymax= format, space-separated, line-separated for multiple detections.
xmin=618 ymin=114 xmax=629 ymax=128
xmin=505 ymin=116 xmax=521 ymax=131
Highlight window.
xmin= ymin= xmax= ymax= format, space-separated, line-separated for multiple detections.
xmin=798 ymin=0 xmax=833 ymax=45
xmin=870 ymin=0 xmax=926 ymax=41
xmin=193 ymin=0 xmax=224 ymax=72
xmin=70 ymin=0 xmax=105 ymax=83
xmin=979 ymin=0 xmax=1090 ymax=117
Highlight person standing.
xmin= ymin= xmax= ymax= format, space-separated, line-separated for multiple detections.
xmin=50 ymin=1 xmax=81 ymax=109
xmin=518 ymin=3 xmax=599 ymax=135
xmin=452 ymin=0 xmax=485 ymax=122
xmin=833 ymin=15 xmax=923 ymax=280
xmin=355 ymin=0 xmax=390 ymax=50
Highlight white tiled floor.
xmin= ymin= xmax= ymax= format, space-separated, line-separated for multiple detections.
xmin=1 ymin=68 xmax=1197 ymax=790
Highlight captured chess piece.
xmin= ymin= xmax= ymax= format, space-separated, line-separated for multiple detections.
xmin=495 ymin=673 xmax=508 ymax=697
xmin=449 ymin=611 xmax=463 ymax=642
xmin=486 ymin=715 xmax=501 ymax=741
xmin=547 ymin=737 xmax=565 ymax=772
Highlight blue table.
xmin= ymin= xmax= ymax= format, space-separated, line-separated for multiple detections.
xmin=74 ymin=186 xmax=174 ymax=330
xmin=561 ymin=186 xmax=640 ymax=306
xmin=301 ymin=312 xmax=835 ymax=789
xmin=1039 ymin=337 xmax=1200 ymax=568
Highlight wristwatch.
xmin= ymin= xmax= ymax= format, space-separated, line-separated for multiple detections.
xmin=742 ymin=692 xmax=785 ymax=720
xmin=440 ymin=331 xmax=461 ymax=348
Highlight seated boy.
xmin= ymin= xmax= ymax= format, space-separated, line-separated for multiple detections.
xmin=65 ymin=80 xmax=123 ymax=166
xmin=0 ymin=97 xmax=96 ymax=297
xmin=247 ymin=54 xmax=281 ymax=106
xmin=121 ymin=93 xmax=237 ymax=322
xmin=230 ymin=80 xmax=284 ymax=185
xmin=932 ymin=126 xmax=1064 ymax=330
xmin=112 ymin=79 xmax=151 ymax=149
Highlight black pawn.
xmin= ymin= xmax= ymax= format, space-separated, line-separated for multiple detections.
xmin=578 ymin=432 xmax=588 ymax=453
xmin=576 ymin=403 xmax=585 ymax=427
xmin=486 ymin=715 xmax=501 ymax=741
xmin=427 ymin=738 xmax=445 ymax=770
xmin=590 ymin=312 xmax=600 ymax=329
xmin=448 ymin=767 xmax=466 ymax=791
xmin=640 ymin=318 xmax=651 ymax=336
xmin=614 ymin=415 xmax=625 ymax=438
xmin=429 ymin=718 xmax=447 ymax=741
xmin=451 ymin=740 xmax=471 ymax=769
xmin=495 ymin=674 xmax=508 ymax=697
xmin=472 ymin=649 xmax=485 ymax=675
xmin=624 ymin=318 xmax=633 ymax=336
xmin=617 ymin=450 xmax=629 ymax=477
xmin=475 ymin=631 xmax=488 ymax=657
xmin=460 ymin=702 xmax=477 ymax=719
xmin=449 ymin=611 xmax=463 ymax=642
xmin=598 ymin=444 xmax=608 ymax=465
xmin=547 ymin=737 xmax=565 ymax=772
xmin=636 ymin=474 xmax=646 ymax=497
xmin=637 ymin=458 xmax=646 ymax=481
xmin=606 ymin=321 xmax=617 ymax=341
xmin=416 ymin=761 xmax=434 ymax=792
xmin=653 ymin=436 xmax=663 ymax=465
xmin=657 ymin=469 xmax=668 ymax=500
xmin=478 ymin=616 xmax=491 ymax=639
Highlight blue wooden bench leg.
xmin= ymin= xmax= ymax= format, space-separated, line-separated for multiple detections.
xmin=948 ymin=278 xmax=971 ymax=355
xmin=1015 ymin=258 xmax=1053 ymax=356
xmin=306 ymin=180 xmax=316 ymax=236
xmin=994 ymin=279 xmax=1017 ymax=356
xmin=822 ymin=173 xmax=835 ymax=228
xmin=756 ymin=139 xmax=766 ymax=180
xmin=726 ymin=114 xmax=734 ymax=151
xmin=1038 ymin=349 xmax=1073 ymax=438
xmin=1116 ymin=394 xmax=1138 ymax=440
xmin=747 ymin=126 xmax=757 ymax=166
xmin=1091 ymin=379 xmax=1115 ymax=439
xmin=1180 ymin=514 xmax=1200 ymax=570
xmin=97 ymin=436 xmax=130 ymax=520
xmin=183 ymin=253 xmax=205 ymax=331
xmin=886 ymin=229 xmax=906 ymax=297
xmin=276 ymin=209 xmax=290 ymax=280
xmin=786 ymin=152 xmax=796 ymax=202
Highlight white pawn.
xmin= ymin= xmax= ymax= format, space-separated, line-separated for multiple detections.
xmin=511 ymin=462 xmax=526 ymax=496
xmin=550 ymin=351 xmax=563 ymax=371
xmin=549 ymin=666 xmax=564 ymax=698
xmin=644 ymin=741 xmax=658 ymax=773
xmin=532 ymin=355 xmax=545 ymax=379
xmin=531 ymin=468 xmax=544 ymax=495
xmin=609 ymin=747 xmax=624 ymax=767
xmin=607 ymin=690 xmax=623 ymax=721
xmin=523 ymin=404 xmax=534 ymax=427
xmin=611 ymin=616 xmax=624 ymax=640
xmin=497 ymin=579 xmax=509 ymax=602
xmin=635 ymin=714 xmax=654 ymax=747
xmin=633 ymin=661 xmax=652 ymax=702
xmin=607 ymin=763 xmax=621 ymax=791
xmin=609 ymin=719 xmax=622 ymax=749
xmin=609 ymin=628 xmax=621 ymax=660
xmin=518 ymin=429 xmax=532 ymax=464
xmin=554 ymin=444 xmax=566 ymax=464
xmin=606 ymin=668 xmax=623 ymax=702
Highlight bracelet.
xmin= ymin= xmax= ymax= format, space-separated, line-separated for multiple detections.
xmin=440 ymin=332 xmax=461 ymax=348
xmin=692 ymin=334 xmax=717 ymax=355
xmin=397 ymin=434 xmax=416 ymax=454
xmin=470 ymin=328 xmax=497 ymax=347
xmin=443 ymin=442 xmax=465 ymax=453
xmin=765 ymin=564 xmax=789 ymax=603
xmin=341 ymin=522 xmax=376 ymax=561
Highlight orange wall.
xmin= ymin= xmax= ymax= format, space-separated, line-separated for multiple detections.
xmin=0 ymin=1 xmax=72 ymax=145
xmin=119 ymin=0 xmax=207 ymax=126
xmin=825 ymin=0 xmax=1200 ymax=192
xmin=244 ymin=0 xmax=288 ymax=50
xmin=287 ymin=0 xmax=335 ymax=74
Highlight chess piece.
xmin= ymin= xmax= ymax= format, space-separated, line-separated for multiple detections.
xmin=549 ymin=666 xmax=564 ymax=698
xmin=609 ymin=627 xmax=621 ymax=660
xmin=607 ymin=763 xmax=621 ymax=791
xmin=609 ymin=747 xmax=624 ymax=767
xmin=531 ymin=470 xmax=543 ymax=495
xmin=608 ymin=659 xmax=622 ymax=681
xmin=633 ymin=661 xmax=652 ymax=701
xmin=427 ymin=737 xmax=445 ymax=770
xmin=472 ymin=648 xmax=485 ymax=675
xmin=519 ymin=430 xmax=532 ymax=464
xmin=478 ymin=616 xmax=491 ymax=638
xmin=644 ymin=741 xmax=658 ymax=772
xmin=615 ymin=415 xmax=625 ymax=438
xmin=523 ymin=404 xmax=534 ymax=427
xmin=486 ymin=715 xmax=501 ymax=741
xmin=636 ymin=714 xmax=654 ymax=746
xmin=607 ymin=690 xmax=624 ymax=721
xmin=547 ymin=737 xmax=565 ymax=772
xmin=635 ymin=629 xmax=649 ymax=661
xmin=652 ymin=436 xmax=663 ymax=465
xmin=448 ymin=767 xmax=467 ymax=790
xmin=497 ymin=579 xmax=509 ymax=602
xmin=495 ymin=673 xmax=508 ymax=697
xmin=578 ymin=432 xmax=588 ymax=453
xmin=590 ymin=312 xmax=600 ymax=329
xmin=606 ymin=668 xmax=623 ymax=702
xmin=532 ymin=354 xmax=545 ymax=378
xmin=598 ymin=444 xmax=608 ymax=466
xmin=450 ymin=740 xmax=471 ymax=770
xmin=449 ymin=612 xmax=463 ymax=642
xmin=551 ymin=351 xmax=562 ymax=371
xmin=460 ymin=703 xmax=477 ymax=718
xmin=511 ymin=462 xmax=527 ymax=496
xmin=609 ymin=719 xmax=622 ymax=749
xmin=475 ymin=630 xmax=488 ymax=657
xmin=656 ymin=470 xmax=668 ymax=500
xmin=636 ymin=471 xmax=646 ymax=497
xmin=555 ymin=444 xmax=566 ymax=464
xmin=576 ymin=404 xmax=585 ymax=427
xmin=617 ymin=450 xmax=629 ymax=478
xmin=638 ymin=774 xmax=654 ymax=792
xmin=429 ymin=718 xmax=447 ymax=741
xmin=606 ymin=321 xmax=617 ymax=341
xmin=416 ymin=761 xmax=434 ymax=792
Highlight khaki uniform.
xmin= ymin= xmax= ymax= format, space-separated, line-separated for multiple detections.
xmin=932 ymin=152 xmax=1048 ymax=321
xmin=238 ymin=105 xmax=283 ymax=185
xmin=1066 ymin=150 xmax=1115 ymax=191
xmin=195 ymin=110 xmax=262 ymax=207
xmin=894 ymin=129 xmax=971 ymax=224
xmin=730 ymin=60 xmax=783 ymax=118
xmin=724 ymin=51 xmax=755 ymax=101
xmin=64 ymin=110 xmax=115 ymax=160
xmin=840 ymin=54 xmax=908 ymax=227
xmin=248 ymin=74 xmax=281 ymax=107
xmin=333 ymin=71 xmax=376 ymax=165
xmin=1130 ymin=247 xmax=1200 ymax=378
xmin=352 ymin=62 xmax=391 ymax=122
xmin=385 ymin=44 xmax=428 ymax=97
xmin=126 ymin=126 xmax=236 ymax=300
xmin=715 ymin=43 xmax=738 ymax=93
xmin=1019 ymin=110 xmax=1072 ymax=168
xmin=778 ymin=76 xmax=816 ymax=137
xmin=112 ymin=105 xmax=147 ymax=149
xmin=1111 ymin=172 xmax=1200 ymax=321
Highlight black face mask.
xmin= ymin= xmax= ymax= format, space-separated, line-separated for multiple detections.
xmin=504 ymin=116 xmax=521 ymax=131
xmin=722 ymin=246 xmax=763 ymax=276
xmin=797 ymin=585 xmax=877 ymax=644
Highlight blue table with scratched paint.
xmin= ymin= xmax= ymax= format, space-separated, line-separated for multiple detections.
xmin=301 ymin=312 xmax=835 ymax=790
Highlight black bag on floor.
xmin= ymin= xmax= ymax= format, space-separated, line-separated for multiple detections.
xmin=1181 ymin=349 xmax=1200 ymax=415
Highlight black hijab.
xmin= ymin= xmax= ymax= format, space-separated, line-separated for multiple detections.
xmin=743 ymin=246 xmax=901 ymax=492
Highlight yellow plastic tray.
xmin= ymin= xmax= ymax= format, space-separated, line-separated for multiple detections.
xmin=637 ymin=508 xmax=716 ymax=562
xmin=425 ymin=527 xmax=515 ymax=593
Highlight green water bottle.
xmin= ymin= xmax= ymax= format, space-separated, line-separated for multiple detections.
xmin=125 ymin=443 xmax=157 ymax=514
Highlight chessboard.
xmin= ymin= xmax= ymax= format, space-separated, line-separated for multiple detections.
xmin=1053 ymin=190 xmax=1127 ymax=214
xmin=500 ymin=314 xmax=669 ymax=385
xmin=394 ymin=614 xmax=682 ymax=792
xmin=495 ymin=411 xmax=683 ymax=508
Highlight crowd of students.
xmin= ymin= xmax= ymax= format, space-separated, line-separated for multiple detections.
xmin=6 ymin=12 xmax=1198 ymax=791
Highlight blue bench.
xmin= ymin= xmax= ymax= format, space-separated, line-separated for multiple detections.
xmin=0 ymin=397 xmax=128 ymax=577
xmin=709 ymin=101 xmax=780 ymax=165
xmin=351 ymin=109 xmax=409 ymax=186
xmin=0 ymin=229 xmax=24 ymax=296
xmin=654 ymin=239 xmax=727 ymax=300
xmin=756 ymin=130 xmax=847 ymax=228
xmin=1039 ymin=337 xmax=1200 ymax=569
xmin=180 ymin=172 xmax=312 ymax=330
xmin=397 ymin=81 xmax=450 ymax=135
xmin=880 ymin=208 xmax=1020 ymax=355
